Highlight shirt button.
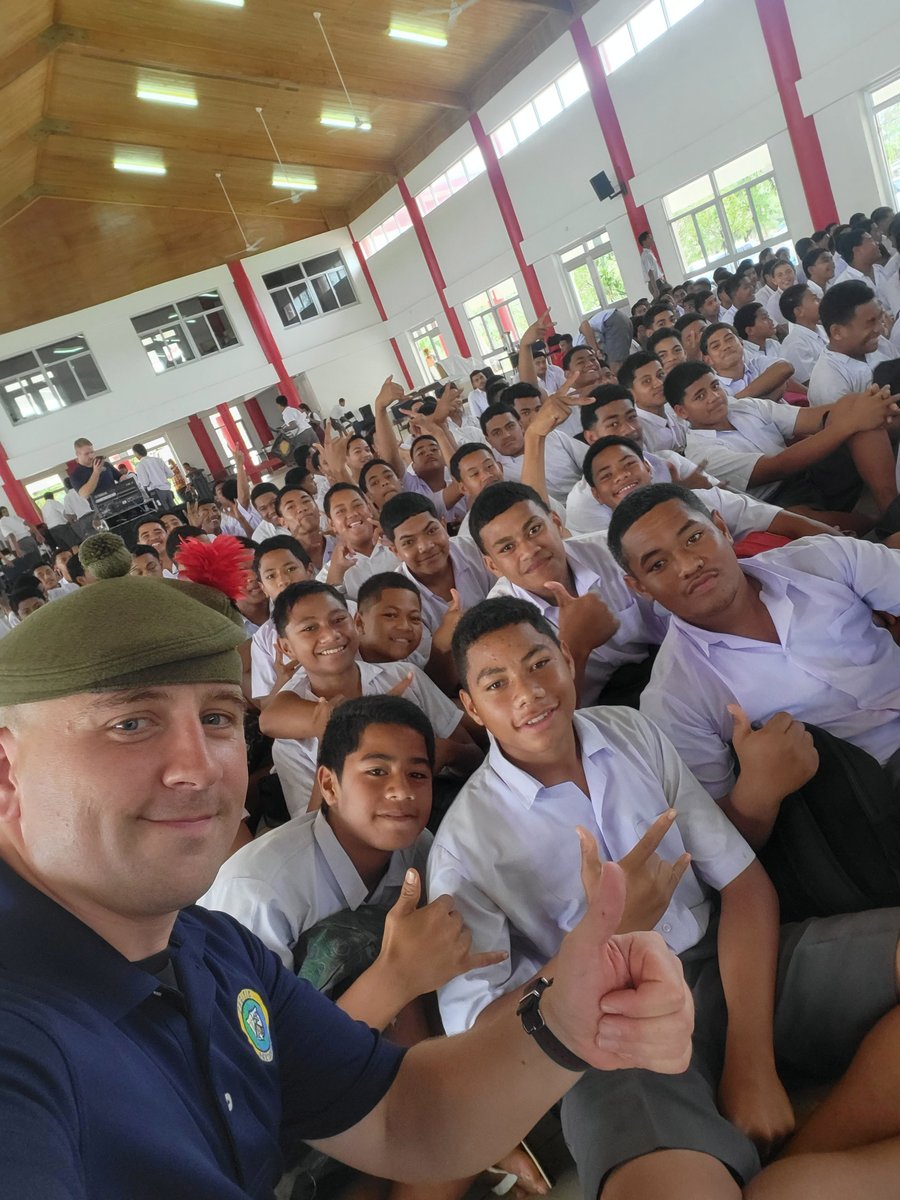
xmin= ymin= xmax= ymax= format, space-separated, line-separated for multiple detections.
xmin=224 ymin=1092 xmax=233 ymax=1112
xmin=662 ymin=923 xmax=672 ymax=934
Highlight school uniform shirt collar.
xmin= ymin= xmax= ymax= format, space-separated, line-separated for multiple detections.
xmin=486 ymin=712 xmax=612 ymax=810
xmin=0 ymin=857 xmax=167 ymax=1020
xmin=668 ymin=562 xmax=795 ymax=657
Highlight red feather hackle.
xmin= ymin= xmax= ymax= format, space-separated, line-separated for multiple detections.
xmin=174 ymin=535 xmax=252 ymax=602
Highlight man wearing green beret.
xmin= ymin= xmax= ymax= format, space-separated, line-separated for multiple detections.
xmin=0 ymin=575 xmax=693 ymax=1199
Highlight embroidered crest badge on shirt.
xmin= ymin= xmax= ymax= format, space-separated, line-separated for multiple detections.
xmin=237 ymin=988 xmax=274 ymax=1062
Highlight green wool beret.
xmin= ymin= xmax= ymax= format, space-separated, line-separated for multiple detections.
xmin=0 ymin=576 xmax=246 ymax=704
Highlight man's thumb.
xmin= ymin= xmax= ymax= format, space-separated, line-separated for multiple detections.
xmin=727 ymin=703 xmax=752 ymax=741
xmin=393 ymin=868 xmax=421 ymax=913
xmin=577 ymin=827 xmax=626 ymax=943
xmin=545 ymin=580 xmax=573 ymax=606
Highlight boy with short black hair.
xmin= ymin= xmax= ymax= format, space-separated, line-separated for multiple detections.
xmin=322 ymin=482 xmax=399 ymax=597
xmin=355 ymin=572 xmax=430 ymax=667
xmin=258 ymin=581 xmax=481 ymax=815
xmin=250 ymin=535 xmax=314 ymax=704
xmin=617 ymin=351 xmax=688 ymax=453
xmin=808 ymin=279 xmax=898 ymax=406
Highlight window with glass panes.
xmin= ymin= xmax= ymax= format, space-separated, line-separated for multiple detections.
xmin=263 ymin=252 xmax=358 ymax=327
xmin=0 ymin=336 xmax=108 ymax=425
xmin=416 ymin=148 xmax=485 ymax=217
xmin=490 ymin=63 xmax=589 ymax=159
xmin=870 ymin=75 xmax=900 ymax=208
xmin=598 ymin=0 xmax=704 ymax=74
xmin=131 ymin=293 xmax=239 ymax=374
xmin=211 ymin=407 xmax=263 ymax=467
xmin=560 ymin=231 xmax=628 ymax=315
xmin=463 ymin=280 xmax=530 ymax=363
xmin=663 ymin=145 xmax=788 ymax=275
xmin=410 ymin=320 xmax=449 ymax=380
xmin=359 ymin=208 xmax=413 ymax=259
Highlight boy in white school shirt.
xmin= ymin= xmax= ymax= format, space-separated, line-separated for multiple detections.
xmin=468 ymin=481 xmax=667 ymax=706
xmin=802 ymin=246 xmax=836 ymax=299
xmin=320 ymin=482 xmax=400 ymax=599
xmin=666 ymin=360 xmax=899 ymax=520
xmin=700 ymin=324 xmax=793 ymax=400
xmin=479 ymin=402 xmax=587 ymax=502
xmin=249 ymin=535 xmax=315 ymax=705
xmin=617 ymin=352 xmax=689 ymax=453
xmin=258 ymin=581 xmax=481 ymax=816
xmin=808 ymin=279 xmax=899 ymax=406
xmin=778 ymin=283 xmax=828 ymax=384
xmin=431 ymin=597 xmax=900 ymax=1200
xmin=613 ymin=484 xmax=900 ymax=838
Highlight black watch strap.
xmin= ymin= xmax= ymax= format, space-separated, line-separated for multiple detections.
xmin=516 ymin=977 xmax=588 ymax=1072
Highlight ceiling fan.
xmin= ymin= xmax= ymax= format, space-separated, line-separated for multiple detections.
xmin=256 ymin=107 xmax=313 ymax=207
xmin=420 ymin=0 xmax=483 ymax=26
xmin=214 ymin=172 xmax=265 ymax=256
xmin=313 ymin=11 xmax=374 ymax=132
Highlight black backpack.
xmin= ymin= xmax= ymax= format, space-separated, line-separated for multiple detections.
xmin=756 ymin=724 xmax=900 ymax=922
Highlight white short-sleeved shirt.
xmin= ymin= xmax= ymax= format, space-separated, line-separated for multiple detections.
xmin=251 ymin=520 xmax=281 ymax=544
xmin=487 ymin=532 xmax=667 ymax=697
xmin=565 ymin=450 xmax=716 ymax=536
xmin=220 ymin=503 xmax=262 ymax=538
xmin=684 ymin=396 xmax=800 ymax=500
xmin=720 ymin=305 xmax=737 ymax=325
xmin=468 ymin=389 xmax=489 ymax=420
xmin=402 ymin=466 xmax=467 ymax=524
xmin=250 ymin=616 xmax=278 ymax=700
xmin=40 ymin=499 xmax=67 ymax=527
xmin=444 ymin=420 xmax=486 ymax=450
xmin=341 ymin=542 xmax=402 ymax=600
xmin=0 ymin=514 xmax=30 ymax=540
xmin=200 ymin=808 xmax=432 ymax=968
xmin=755 ymin=284 xmax=775 ymax=307
xmin=429 ymin=706 xmax=755 ymax=1033
xmin=714 ymin=352 xmax=786 ymax=397
xmin=63 ymin=488 xmax=92 ymax=519
xmin=281 ymin=408 xmax=311 ymax=433
xmin=765 ymin=289 xmax=790 ymax=325
xmin=780 ymin=323 xmax=828 ymax=384
xmin=397 ymin=537 xmax=494 ymax=634
xmin=641 ymin=247 xmax=662 ymax=284
xmin=538 ymin=362 xmax=567 ymax=394
xmin=272 ymin=660 xmax=462 ymax=817
xmin=135 ymin=456 xmax=172 ymax=492
xmin=837 ymin=263 xmax=899 ymax=317
xmin=742 ymin=337 xmax=782 ymax=362
xmin=891 ymin=313 xmax=900 ymax=353
xmin=635 ymin=406 xmax=689 ymax=454
xmin=807 ymin=348 xmax=873 ymax=407
xmin=492 ymin=434 xmax=587 ymax=503
xmin=641 ymin=536 xmax=900 ymax=801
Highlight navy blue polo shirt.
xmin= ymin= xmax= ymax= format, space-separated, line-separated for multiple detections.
xmin=0 ymin=861 xmax=405 ymax=1198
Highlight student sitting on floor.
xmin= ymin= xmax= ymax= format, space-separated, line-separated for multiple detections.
xmin=808 ymin=279 xmax=899 ymax=406
xmin=617 ymin=352 xmax=689 ymax=453
xmin=608 ymin=483 xmax=900 ymax=847
xmin=258 ymin=581 xmax=481 ymax=816
xmin=665 ymin=360 xmax=898 ymax=523
xmin=778 ymin=283 xmax=829 ymax=385
xmin=321 ymin=482 xmax=400 ymax=599
xmin=429 ymin=596 xmax=900 ymax=1200
xmin=249 ymin=535 xmax=315 ymax=707
xmin=479 ymin=399 xmax=587 ymax=502
xmin=468 ymin=481 xmax=667 ymax=707
xmin=700 ymin=323 xmax=793 ymax=400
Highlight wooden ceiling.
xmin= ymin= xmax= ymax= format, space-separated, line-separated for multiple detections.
xmin=0 ymin=0 xmax=587 ymax=332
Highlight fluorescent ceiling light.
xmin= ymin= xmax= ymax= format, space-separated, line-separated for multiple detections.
xmin=388 ymin=26 xmax=448 ymax=47
xmin=194 ymin=0 xmax=244 ymax=6
xmin=114 ymin=158 xmax=167 ymax=176
xmin=137 ymin=86 xmax=198 ymax=107
xmin=272 ymin=169 xmax=317 ymax=191
xmin=320 ymin=115 xmax=372 ymax=131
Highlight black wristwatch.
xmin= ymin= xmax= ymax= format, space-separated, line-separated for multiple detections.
xmin=516 ymin=977 xmax=589 ymax=1072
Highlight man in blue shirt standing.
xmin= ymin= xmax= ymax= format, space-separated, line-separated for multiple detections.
xmin=0 ymin=572 xmax=692 ymax=1198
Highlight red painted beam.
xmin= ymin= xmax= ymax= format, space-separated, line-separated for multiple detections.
xmin=754 ymin=0 xmax=838 ymax=229
xmin=245 ymin=396 xmax=273 ymax=446
xmin=0 ymin=445 xmax=39 ymax=523
xmin=227 ymin=261 xmax=302 ymax=407
xmin=216 ymin=403 xmax=260 ymax=481
xmin=349 ymin=235 xmax=416 ymax=390
xmin=188 ymin=414 xmax=225 ymax=480
xmin=397 ymin=178 xmax=473 ymax=357
xmin=470 ymin=114 xmax=550 ymax=320
xmin=570 ymin=17 xmax=651 ymax=247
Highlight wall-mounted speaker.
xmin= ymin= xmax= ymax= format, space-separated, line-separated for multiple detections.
xmin=590 ymin=170 xmax=627 ymax=201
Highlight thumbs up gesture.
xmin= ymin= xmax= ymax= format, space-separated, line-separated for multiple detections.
xmin=616 ymin=810 xmax=692 ymax=933
xmin=544 ymin=581 xmax=619 ymax=659
xmin=729 ymin=705 xmax=818 ymax=801
xmin=432 ymin=588 xmax=463 ymax=654
xmin=538 ymin=829 xmax=694 ymax=1073
xmin=379 ymin=870 xmax=508 ymax=1005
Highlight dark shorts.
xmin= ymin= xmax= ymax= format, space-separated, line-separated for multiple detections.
xmin=560 ymin=908 xmax=900 ymax=1197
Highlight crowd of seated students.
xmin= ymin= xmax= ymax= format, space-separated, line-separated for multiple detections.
xmin=15 ymin=201 xmax=900 ymax=1200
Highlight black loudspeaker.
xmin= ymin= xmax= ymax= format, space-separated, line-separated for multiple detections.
xmin=590 ymin=171 xmax=627 ymax=201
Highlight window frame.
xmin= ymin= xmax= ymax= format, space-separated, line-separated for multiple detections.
xmin=598 ymin=0 xmax=703 ymax=75
xmin=463 ymin=279 xmax=530 ymax=374
xmin=131 ymin=292 xmax=240 ymax=375
xmin=489 ymin=61 xmax=589 ymax=160
xmin=663 ymin=149 xmax=789 ymax=275
xmin=414 ymin=147 xmax=486 ymax=218
xmin=409 ymin=320 xmax=449 ymax=381
xmin=559 ymin=230 xmax=629 ymax=316
xmin=262 ymin=252 xmax=359 ymax=329
xmin=868 ymin=73 xmax=900 ymax=209
xmin=0 ymin=336 xmax=109 ymax=426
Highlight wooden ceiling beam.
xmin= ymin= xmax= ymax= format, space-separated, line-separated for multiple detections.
xmin=0 ymin=24 xmax=70 ymax=90
xmin=0 ymin=188 xmax=39 ymax=230
xmin=34 ymin=118 xmax=396 ymax=178
xmin=55 ymin=28 xmax=467 ymax=110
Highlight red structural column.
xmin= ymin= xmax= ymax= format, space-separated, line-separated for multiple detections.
xmin=216 ymin=403 xmax=260 ymax=481
xmin=397 ymin=178 xmax=473 ymax=357
xmin=0 ymin=444 xmax=39 ymax=523
xmin=469 ymin=114 xmax=550 ymax=318
xmin=348 ymin=236 xmax=416 ymax=390
xmin=570 ymin=17 xmax=651 ymax=246
xmin=245 ymin=396 xmax=273 ymax=446
xmin=227 ymin=260 xmax=303 ymax=407
xmin=754 ymin=0 xmax=838 ymax=229
xmin=187 ymin=414 xmax=225 ymax=480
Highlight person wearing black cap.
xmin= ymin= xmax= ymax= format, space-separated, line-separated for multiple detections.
xmin=0 ymin=555 xmax=692 ymax=1196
